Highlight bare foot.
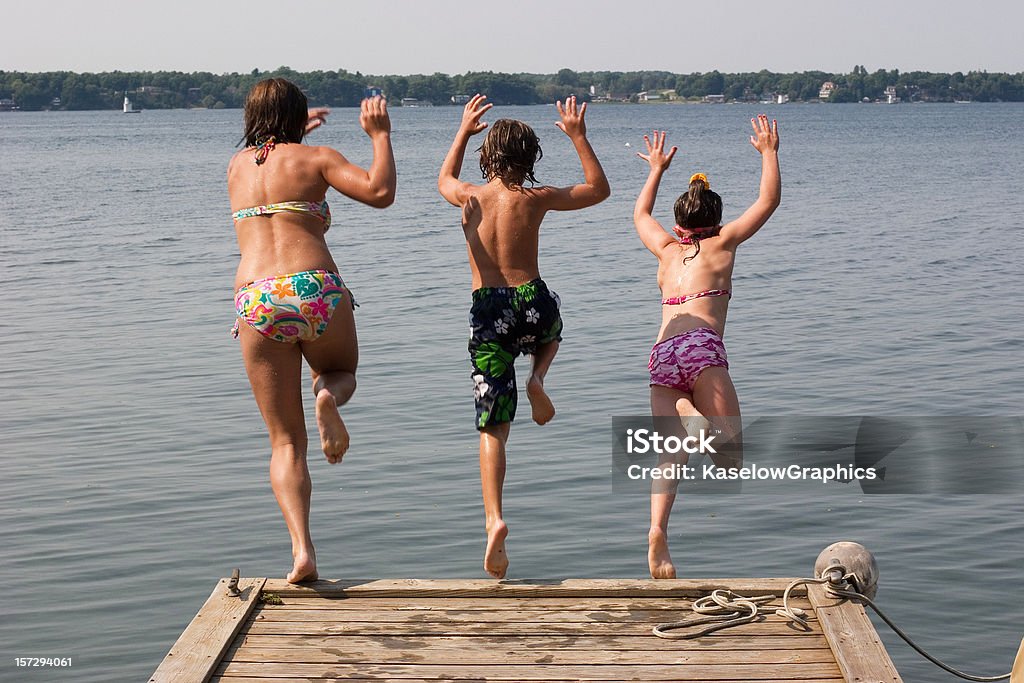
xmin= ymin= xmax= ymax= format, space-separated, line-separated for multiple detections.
xmin=315 ymin=388 xmax=349 ymax=464
xmin=484 ymin=519 xmax=509 ymax=578
xmin=287 ymin=549 xmax=318 ymax=584
xmin=648 ymin=527 xmax=677 ymax=579
xmin=526 ymin=376 xmax=555 ymax=425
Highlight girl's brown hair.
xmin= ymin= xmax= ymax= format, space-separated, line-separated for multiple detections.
xmin=478 ymin=119 xmax=542 ymax=186
xmin=674 ymin=175 xmax=723 ymax=264
xmin=242 ymin=78 xmax=308 ymax=147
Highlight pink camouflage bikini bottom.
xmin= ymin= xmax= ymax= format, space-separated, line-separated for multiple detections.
xmin=648 ymin=326 xmax=729 ymax=394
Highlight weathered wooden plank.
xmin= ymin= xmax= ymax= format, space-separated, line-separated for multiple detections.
xmin=808 ymin=584 xmax=903 ymax=683
xmin=236 ymin=633 xmax=834 ymax=652
xmin=216 ymin=661 xmax=844 ymax=680
xmin=150 ymin=577 xmax=266 ymax=683
xmin=258 ymin=597 xmax=695 ymax=610
xmin=251 ymin=607 xmax=812 ymax=623
xmin=256 ymin=596 xmax=813 ymax=612
xmin=244 ymin=617 xmax=822 ymax=637
xmin=213 ymin=678 xmax=843 ymax=683
xmin=224 ymin=643 xmax=838 ymax=665
xmin=261 ymin=578 xmax=805 ymax=598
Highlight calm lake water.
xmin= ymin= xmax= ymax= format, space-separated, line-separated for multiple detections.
xmin=1 ymin=103 xmax=1022 ymax=682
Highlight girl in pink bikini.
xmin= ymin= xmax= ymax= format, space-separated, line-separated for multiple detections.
xmin=633 ymin=115 xmax=780 ymax=578
xmin=228 ymin=78 xmax=396 ymax=583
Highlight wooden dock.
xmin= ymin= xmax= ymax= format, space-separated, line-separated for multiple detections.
xmin=151 ymin=577 xmax=902 ymax=682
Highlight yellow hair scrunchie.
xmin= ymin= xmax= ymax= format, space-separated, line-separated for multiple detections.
xmin=689 ymin=172 xmax=709 ymax=188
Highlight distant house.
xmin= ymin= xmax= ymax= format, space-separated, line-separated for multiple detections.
xmin=776 ymin=93 xmax=790 ymax=104
xmin=451 ymin=94 xmax=471 ymax=105
xmin=884 ymin=85 xmax=900 ymax=104
xmin=702 ymin=94 xmax=725 ymax=104
xmin=0 ymin=98 xmax=18 ymax=111
xmin=365 ymin=86 xmax=384 ymax=99
xmin=400 ymin=97 xmax=432 ymax=107
xmin=819 ymin=81 xmax=837 ymax=99
xmin=638 ymin=89 xmax=676 ymax=102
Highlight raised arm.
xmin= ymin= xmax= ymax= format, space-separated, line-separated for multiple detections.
xmin=438 ymin=94 xmax=492 ymax=206
xmin=320 ymin=96 xmax=396 ymax=208
xmin=633 ymin=130 xmax=677 ymax=255
xmin=719 ymin=114 xmax=780 ymax=245
xmin=538 ymin=96 xmax=611 ymax=211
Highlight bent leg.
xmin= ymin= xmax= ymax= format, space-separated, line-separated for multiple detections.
xmin=648 ymin=385 xmax=696 ymax=579
xmin=479 ymin=423 xmax=511 ymax=578
xmin=691 ymin=367 xmax=742 ymax=469
xmin=239 ymin=323 xmax=318 ymax=583
xmin=301 ymin=290 xmax=358 ymax=464
xmin=527 ymin=340 xmax=558 ymax=425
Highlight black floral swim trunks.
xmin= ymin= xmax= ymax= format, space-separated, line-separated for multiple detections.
xmin=468 ymin=278 xmax=563 ymax=429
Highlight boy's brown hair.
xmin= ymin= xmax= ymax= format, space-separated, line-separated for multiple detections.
xmin=478 ymin=119 xmax=543 ymax=186
xmin=242 ymin=78 xmax=308 ymax=147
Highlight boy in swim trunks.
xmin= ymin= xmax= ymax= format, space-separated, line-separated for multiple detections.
xmin=438 ymin=94 xmax=610 ymax=578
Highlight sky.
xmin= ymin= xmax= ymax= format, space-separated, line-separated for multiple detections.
xmin=3 ymin=0 xmax=1022 ymax=75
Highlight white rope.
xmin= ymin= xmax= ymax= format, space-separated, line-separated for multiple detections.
xmin=652 ymin=565 xmax=1012 ymax=681
xmin=651 ymin=589 xmax=776 ymax=639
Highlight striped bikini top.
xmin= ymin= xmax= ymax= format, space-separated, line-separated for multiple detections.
xmin=661 ymin=288 xmax=731 ymax=306
xmin=232 ymin=201 xmax=332 ymax=232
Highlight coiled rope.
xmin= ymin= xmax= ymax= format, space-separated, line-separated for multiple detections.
xmin=653 ymin=564 xmax=1011 ymax=681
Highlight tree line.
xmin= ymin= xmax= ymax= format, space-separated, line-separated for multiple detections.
xmin=2 ymin=65 xmax=1021 ymax=110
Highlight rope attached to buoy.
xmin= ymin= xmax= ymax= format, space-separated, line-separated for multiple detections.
xmin=653 ymin=564 xmax=1012 ymax=681
xmin=818 ymin=565 xmax=1011 ymax=682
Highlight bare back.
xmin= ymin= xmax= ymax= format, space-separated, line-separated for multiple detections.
xmin=461 ymin=179 xmax=553 ymax=289
xmin=633 ymin=120 xmax=781 ymax=344
xmin=228 ymin=144 xmax=337 ymax=288
xmin=439 ymin=95 xmax=611 ymax=291
xmin=654 ymin=236 xmax=737 ymax=342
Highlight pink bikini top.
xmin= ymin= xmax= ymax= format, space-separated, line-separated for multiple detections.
xmin=661 ymin=288 xmax=731 ymax=306
xmin=673 ymin=225 xmax=720 ymax=244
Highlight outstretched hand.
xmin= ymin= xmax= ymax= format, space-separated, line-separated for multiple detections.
xmin=555 ymin=95 xmax=587 ymax=138
xmin=305 ymin=107 xmax=330 ymax=135
xmin=749 ymin=114 xmax=779 ymax=153
xmin=637 ymin=130 xmax=677 ymax=171
xmin=360 ymin=96 xmax=391 ymax=138
xmin=460 ymin=94 xmax=493 ymax=136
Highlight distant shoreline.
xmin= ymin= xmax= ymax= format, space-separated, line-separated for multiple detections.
xmin=2 ymin=66 xmax=1020 ymax=111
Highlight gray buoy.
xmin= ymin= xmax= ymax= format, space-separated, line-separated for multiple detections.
xmin=814 ymin=541 xmax=879 ymax=599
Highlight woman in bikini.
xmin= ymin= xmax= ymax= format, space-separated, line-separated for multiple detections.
xmin=228 ymin=78 xmax=395 ymax=582
xmin=633 ymin=115 xmax=780 ymax=579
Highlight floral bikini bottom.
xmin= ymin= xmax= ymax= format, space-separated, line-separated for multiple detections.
xmin=232 ymin=269 xmax=354 ymax=344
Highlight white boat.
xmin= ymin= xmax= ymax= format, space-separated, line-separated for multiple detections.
xmin=123 ymin=94 xmax=140 ymax=113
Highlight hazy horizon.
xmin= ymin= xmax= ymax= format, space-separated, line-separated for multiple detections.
xmin=4 ymin=0 xmax=1022 ymax=75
